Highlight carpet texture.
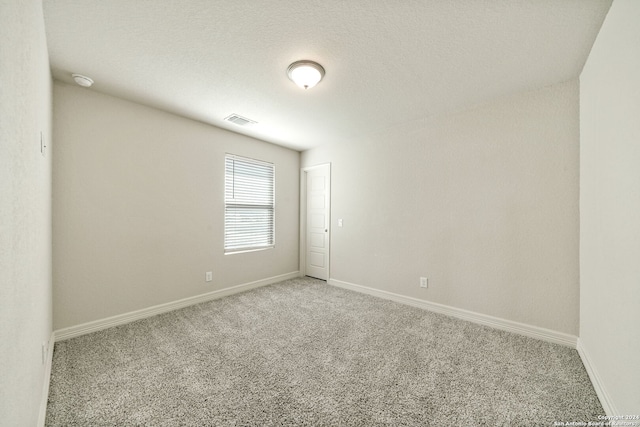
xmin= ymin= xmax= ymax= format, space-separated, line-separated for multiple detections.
xmin=46 ymin=277 xmax=603 ymax=426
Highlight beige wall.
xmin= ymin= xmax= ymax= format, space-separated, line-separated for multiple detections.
xmin=53 ymin=83 xmax=300 ymax=330
xmin=580 ymin=0 xmax=640 ymax=414
xmin=302 ymin=80 xmax=580 ymax=335
xmin=0 ymin=0 xmax=53 ymax=424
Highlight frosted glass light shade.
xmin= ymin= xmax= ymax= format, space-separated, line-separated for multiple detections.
xmin=287 ymin=60 xmax=325 ymax=89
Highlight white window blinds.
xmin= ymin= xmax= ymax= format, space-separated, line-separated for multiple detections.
xmin=224 ymin=155 xmax=275 ymax=253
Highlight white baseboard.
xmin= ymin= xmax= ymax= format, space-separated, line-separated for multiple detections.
xmin=54 ymin=271 xmax=301 ymax=342
xmin=328 ymin=278 xmax=578 ymax=348
xmin=37 ymin=331 xmax=55 ymax=427
xmin=577 ymin=338 xmax=617 ymax=415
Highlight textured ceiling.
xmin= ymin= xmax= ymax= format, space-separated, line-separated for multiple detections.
xmin=43 ymin=0 xmax=611 ymax=151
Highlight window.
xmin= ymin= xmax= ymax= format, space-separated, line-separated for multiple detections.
xmin=224 ymin=154 xmax=275 ymax=253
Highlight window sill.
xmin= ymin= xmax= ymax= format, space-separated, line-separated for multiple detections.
xmin=224 ymin=246 xmax=274 ymax=255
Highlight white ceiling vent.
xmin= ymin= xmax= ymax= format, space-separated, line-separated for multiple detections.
xmin=224 ymin=114 xmax=257 ymax=126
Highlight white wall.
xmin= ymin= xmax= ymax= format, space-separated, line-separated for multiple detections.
xmin=302 ymin=80 xmax=580 ymax=335
xmin=53 ymin=83 xmax=300 ymax=330
xmin=579 ymin=0 xmax=640 ymax=414
xmin=0 ymin=0 xmax=53 ymax=424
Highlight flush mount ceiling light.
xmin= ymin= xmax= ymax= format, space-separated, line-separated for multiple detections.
xmin=71 ymin=73 xmax=94 ymax=88
xmin=287 ymin=60 xmax=325 ymax=89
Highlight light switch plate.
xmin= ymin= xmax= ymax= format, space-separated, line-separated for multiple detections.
xmin=40 ymin=132 xmax=46 ymax=157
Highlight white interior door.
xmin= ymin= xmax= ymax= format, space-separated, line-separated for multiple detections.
xmin=304 ymin=164 xmax=330 ymax=280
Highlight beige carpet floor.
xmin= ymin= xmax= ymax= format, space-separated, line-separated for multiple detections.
xmin=46 ymin=277 xmax=603 ymax=426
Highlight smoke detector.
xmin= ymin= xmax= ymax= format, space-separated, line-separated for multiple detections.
xmin=72 ymin=73 xmax=94 ymax=88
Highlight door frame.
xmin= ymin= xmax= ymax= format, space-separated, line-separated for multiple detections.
xmin=299 ymin=163 xmax=331 ymax=279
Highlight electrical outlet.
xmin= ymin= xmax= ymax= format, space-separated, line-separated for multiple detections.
xmin=205 ymin=271 xmax=213 ymax=282
xmin=420 ymin=277 xmax=428 ymax=288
